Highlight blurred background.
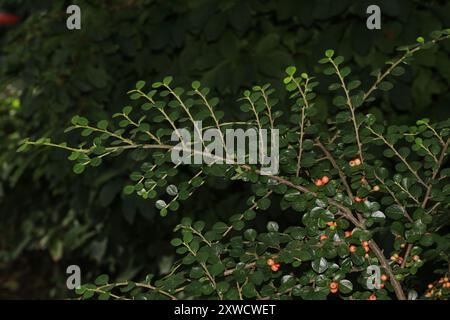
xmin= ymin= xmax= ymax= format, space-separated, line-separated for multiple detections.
xmin=0 ymin=0 xmax=449 ymax=298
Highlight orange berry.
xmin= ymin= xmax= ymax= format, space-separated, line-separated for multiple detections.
xmin=354 ymin=196 xmax=363 ymax=203
xmin=444 ymin=277 xmax=449 ymax=283
xmin=364 ymin=253 xmax=369 ymax=258
xmin=320 ymin=235 xmax=328 ymax=241
xmin=349 ymin=245 xmax=357 ymax=253
xmin=372 ymin=185 xmax=380 ymax=192
xmin=428 ymin=284 xmax=433 ymax=289
xmin=439 ymin=279 xmax=444 ymax=284
xmin=271 ymin=265 xmax=279 ymax=272
xmin=326 ymin=221 xmax=337 ymax=229
xmin=364 ymin=246 xmax=370 ymax=253
xmin=362 ymin=241 xmax=369 ymax=247
xmin=315 ymin=179 xmax=323 ymax=187
xmin=445 ymin=283 xmax=450 ymax=288
xmin=330 ymin=288 xmax=338 ymax=294
xmin=368 ymin=294 xmax=377 ymax=300
xmin=379 ymin=283 xmax=385 ymax=289
xmin=412 ymin=255 xmax=420 ymax=262
xmin=381 ymin=274 xmax=388 ymax=282
xmin=267 ymin=259 xmax=275 ymax=266
xmin=321 ymin=176 xmax=330 ymax=184
xmin=354 ymin=158 xmax=362 ymax=166
xmin=329 ymin=281 xmax=338 ymax=290
xmin=397 ymin=257 xmax=404 ymax=264
xmin=344 ymin=231 xmax=352 ymax=238
xmin=349 ymin=160 xmax=356 ymax=167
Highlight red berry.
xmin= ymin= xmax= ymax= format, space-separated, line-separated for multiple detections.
xmin=329 ymin=281 xmax=338 ymax=290
xmin=0 ymin=13 xmax=20 ymax=26
xmin=354 ymin=196 xmax=363 ymax=203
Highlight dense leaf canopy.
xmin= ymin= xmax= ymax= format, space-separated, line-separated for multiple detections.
xmin=1 ymin=0 xmax=449 ymax=298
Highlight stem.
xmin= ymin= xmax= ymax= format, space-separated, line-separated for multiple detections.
xmin=315 ymin=139 xmax=353 ymax=199
xmin=369 ymin=241 xmax=406 ymax=300
xmin=368 ymin=127 xmax=427 ymax=187
xmin=422 ymin=138 xmax=450 ymax=208
xmin=292 ymin=77 xmax=310 ymax=177
xmin=329 ymin=59 xmax=364 ymax=163
xmin=363 ymin=35 xmax=450 ymax=102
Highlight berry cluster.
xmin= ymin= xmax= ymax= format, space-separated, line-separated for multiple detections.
xmin=314 ymin=176 xmax=329 ymax=187
xmin=425 ymin=277 xmax=450 ymax=298
xmin=267 ymin=258 xmax=281 ymax=272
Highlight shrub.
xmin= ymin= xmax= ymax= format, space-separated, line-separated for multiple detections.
xmin=22 ymin=30 xmax=450 ymax=300
xmin=3 ymin=1 xmax=450 ymax=298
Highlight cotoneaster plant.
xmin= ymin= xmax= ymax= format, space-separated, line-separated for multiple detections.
xmin=20 ymin=30 xmax=450 ymax=300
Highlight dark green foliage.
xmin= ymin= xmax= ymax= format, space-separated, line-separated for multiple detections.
xmin=1 ymin=0 xmax=450 ymax=298
xmin=24 ymin=30 xmax=450 ymax=300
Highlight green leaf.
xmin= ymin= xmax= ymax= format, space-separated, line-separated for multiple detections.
xmin=170 ymin=238 xmax=182 ymax=246
xmin=244 ymin=229 xmax=257 ymax=241
xmin=83 ymin=290 xmax=94 ymax=299
xmin=385 ymin=205 xmax=404 ymax=220
xmin=166 ymin=184 xmax=178 ymax=196
xmin=391 ymin=66 xmax=405 ymax=76
xmin=333 ymin=95 xmax=346 ymax=107
xmin=312 ymin=258 xmax=328 ymax=273
xmin=266 ymin=221 xmax=279 ymax=232
xmin=183 ymin=232 xmax=193 ymax=243
xmin=257 ymin=198 xmax=271 ymax=210
xmin=130 ymin=92 xmax=141 ymax=100
xmin=97 ymin=120 xmax=108 ymax=130
xmin=339 ymin=279 xmax=353 ymax=294
xmin=243 ymin=210 xmax=256 ymax=220
xmin=379 ymin=81 xmax=393 ymax=91
xmin=209 ymin=263 xmax=225 ymax=276
xmin=136 ymin=80 xmax=146 ymax=90
xmin=156 ymin=200 xmax=167 ymax=209
xmin=285 ymin=66 xmax=296 ymax=76
xmin=340 ymin=66 xmax=351 ymax=77
xmin=242 ymin=283 xmax=257 ymax=298
xmin=191 ymin=81 xmax=201 ymax=90
xmin=323 ymin=67 xmax=335 ymax=75
xmin=123 ymin=185 xmax=135 ymax=195
xmin=95 ymin=274 xmax=109 ymax=285
xmin=73 ymin=163 xmax=85 ymax=174
xmin=98 ymin=292 xmax=110 ymax=300
xmin=122 ymin=106 xmax=133 ymax=115
xmin=68 ymin=152 xmax=81 ymax=161
xmin=212 ymin=222 xmax=228 ymax=233
xmin=348 ymin=80 xmax=361 ymax=90
xmin=325 ymin=49 xmax=334 ymax=58
xmin=163 ymin=76 xmax=173 ymax=86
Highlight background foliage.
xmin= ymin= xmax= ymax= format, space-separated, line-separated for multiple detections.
xmin=0 ymin=0 xmax=449 ymax=298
